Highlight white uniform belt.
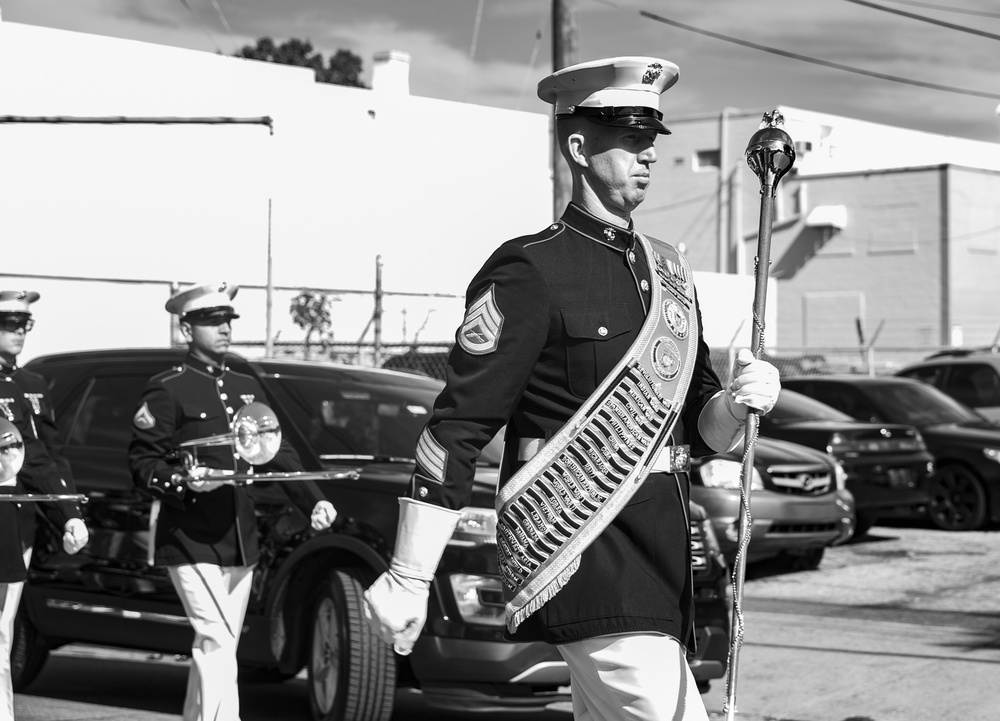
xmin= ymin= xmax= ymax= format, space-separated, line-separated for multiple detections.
xmin=516 ymin=437 xmax=690 ymax=472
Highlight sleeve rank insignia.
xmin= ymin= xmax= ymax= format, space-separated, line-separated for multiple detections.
xmin=459 ymin=284 xmax=504 ymax=355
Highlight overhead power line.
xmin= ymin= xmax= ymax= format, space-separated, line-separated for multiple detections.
xmin=882 ymin=0 xmax=1000 ymax=19
xmin=589 ymin=0 xmax=1000 ymax=101
xmin=175 ymin=0 xmax=224 ymax=54
xmin=842 ymin=0 xmax=1000 ymax=41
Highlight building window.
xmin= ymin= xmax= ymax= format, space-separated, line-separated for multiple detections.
xmin=693 ymin=149 xmax=720 ymax=171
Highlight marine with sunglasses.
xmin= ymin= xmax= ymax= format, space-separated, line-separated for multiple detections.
xmin=0 ymin=290 xmax=89 ymax=720
xmin=0 ymin=291 xmax=77 ymax=491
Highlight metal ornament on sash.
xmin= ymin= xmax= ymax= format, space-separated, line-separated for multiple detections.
xmin=496 ymin=234 xmax=699 ymax=633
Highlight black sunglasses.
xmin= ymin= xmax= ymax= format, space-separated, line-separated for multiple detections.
xmin=0 ymin=317 xmax=34 ymax=333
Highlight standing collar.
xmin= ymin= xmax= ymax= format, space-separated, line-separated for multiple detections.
xmin=560 ymin=203 xmax=636 ymax=251
xmin=184 ymin=352 xmax=227 ymax=378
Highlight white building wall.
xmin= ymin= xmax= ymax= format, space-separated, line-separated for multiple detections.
xmin=0 ymin=21 xmax=552 ymax=361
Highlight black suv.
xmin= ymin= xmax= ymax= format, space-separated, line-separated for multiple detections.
xmin=14 ymin=349 xmax=731 ymax=719
xmin=896 ymin=350 xmax=1000 ymax=425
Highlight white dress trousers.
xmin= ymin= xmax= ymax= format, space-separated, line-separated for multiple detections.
xmin=556 ymin=633 xmax=711 ymax=721
xmin=168 ymin=563 xmax=255 ymax=721
xmin=1 ymin=547 xmax=32 ymax=721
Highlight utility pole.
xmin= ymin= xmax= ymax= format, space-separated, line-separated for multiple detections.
xmin=551 ymin=0 xmax=578 ymax=220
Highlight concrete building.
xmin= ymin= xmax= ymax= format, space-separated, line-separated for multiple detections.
xmin=0 ymin=20 xmax=553 ymax=361
xmin=642 ymin=106 xmax=1000 ymax=356
xmin=0 ymin=20 xmax=774 ymax=363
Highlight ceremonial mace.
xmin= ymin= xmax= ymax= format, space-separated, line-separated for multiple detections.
xmin=724 ymin=111 xmax=795 ymax=720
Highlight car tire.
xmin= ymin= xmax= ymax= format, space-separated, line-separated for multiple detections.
xmin=928 ymin=464 xmax=988 ymax=531
xmin=780 ymin=547 xmax=824 ymax=572
xmin=307 ymin=568 xmax=396 ymax=721
xmin=11 ymin=607 xmax=49 ymax=692
xmin=852 ymin=512 xmax=876 ymax=539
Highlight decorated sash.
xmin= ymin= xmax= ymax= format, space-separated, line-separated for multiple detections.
xmin=497 ymin=234 xmax=699 ymax=633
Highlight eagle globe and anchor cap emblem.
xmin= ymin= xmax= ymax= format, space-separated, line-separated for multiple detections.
xmin=642 ymin=62 xmax=663 ymax=84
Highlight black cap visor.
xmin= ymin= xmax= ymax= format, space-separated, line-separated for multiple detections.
xmin=182 ymin=306 xmax=240 ymax=325
xmin=566 ymin=106 xmax=671 ymax=135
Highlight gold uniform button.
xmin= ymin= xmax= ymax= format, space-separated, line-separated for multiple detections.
xmin=641 ymin=279 xmax=650 ymax=291
xmin=628 ymin=251 xmax=637 ymax=263
xmin=598 ymin=326 xmax=609 ymax=337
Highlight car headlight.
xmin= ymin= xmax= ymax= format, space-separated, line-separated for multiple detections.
xmin=984 ymin=448 xmax=1000 ymax=465
xmin=448 ymin=574 xmax=506 ymax=626
xmin=834 ymin=462 xmax=848 ymax=491
xmin=698 ymin=458 xmax=763 ymax=490
xmin=449 ymin=507 xmax=497 ymax=546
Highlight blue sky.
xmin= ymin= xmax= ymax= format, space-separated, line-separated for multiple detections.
xmin=3 ymin=0 xmax=1000 ymax=141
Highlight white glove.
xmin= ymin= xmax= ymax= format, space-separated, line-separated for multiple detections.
xmin=63 ymin=517 xmax=89 ymax=554
xmin=311 ymin=500 xmax=337 ymax=530
xmin=698 ymin=348 xmax=781 ymax=453
xmin=363 ymin=498 xmax=461 ymax=655
xmin=728 ymin=348 xmax=781 ymax=415
xmin=186 ymin=466 xmax=225 ymax=493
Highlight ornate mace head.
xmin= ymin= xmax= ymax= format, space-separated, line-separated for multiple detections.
xmin=745 ymin=110 xmax=796 ymax=197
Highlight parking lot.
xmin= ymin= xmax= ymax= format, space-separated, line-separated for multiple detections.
xmin=15 ymin=519 xmax=1000 ymax=721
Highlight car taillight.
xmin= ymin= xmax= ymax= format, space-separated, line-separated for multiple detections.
xmin=449 ymin=507 xmax=498 ymax=546
xmin=827 ymin=430 xmax=926 ymax=455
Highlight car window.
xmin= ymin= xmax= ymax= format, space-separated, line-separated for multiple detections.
xmin=789 ymin=383 xmax=878 ymax=422
xmin=768 ymin=389 xmax=855 ymax=423
xmin=63 ymin=375 xmax=150 ymax=449
xmin=859 ymin=382 xmax=981 ymax=426
xmin=898 ymin=365 xmax=943 ymax=386
xmin=942 ymin=364 xmax=1000 ymax=407
xmin=269 ymin=375 xmax=504 ymax=466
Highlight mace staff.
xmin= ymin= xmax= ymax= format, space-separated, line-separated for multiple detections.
xmin=724 ymin=110 xmax=795 ymax=720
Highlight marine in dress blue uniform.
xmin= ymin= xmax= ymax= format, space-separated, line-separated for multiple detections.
xmin=364 ymin=58 xmax=781 ymax=721
xmin=0 ymin=291 xmax=79 ymax=547
xmin=128 ymin=282 xmax=336 ymax=721
xmin=0 ymin=290 xmax=88 ymax=720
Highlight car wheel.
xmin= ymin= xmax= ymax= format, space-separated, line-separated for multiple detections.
xmin=852 ymin=512 xmax=876 ymax=539
xmin=928 ymin=464 xmax=988 ymax=531
xmin=308 ymin=568 xmax=395 ymax=721
xmin=11 ymin=607 xmax=49 ymax=692
xmin=780 ymin=547 xmax=824 ymax=572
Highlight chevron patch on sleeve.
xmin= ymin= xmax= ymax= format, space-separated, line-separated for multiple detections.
xmin=133 ymin=402 xmax=156 ymax=430
xmin=459 ymin=284 xmax=504 ymax=355
xmin=415 ymin=428 xmax=447 ymax=484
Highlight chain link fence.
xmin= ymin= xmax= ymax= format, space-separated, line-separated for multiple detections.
xmin=232 ymin=341 xmax=949 ymax=380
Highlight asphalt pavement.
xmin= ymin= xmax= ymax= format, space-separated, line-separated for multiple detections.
xmin=15 ymin=522 xmax=1000 ymax=721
